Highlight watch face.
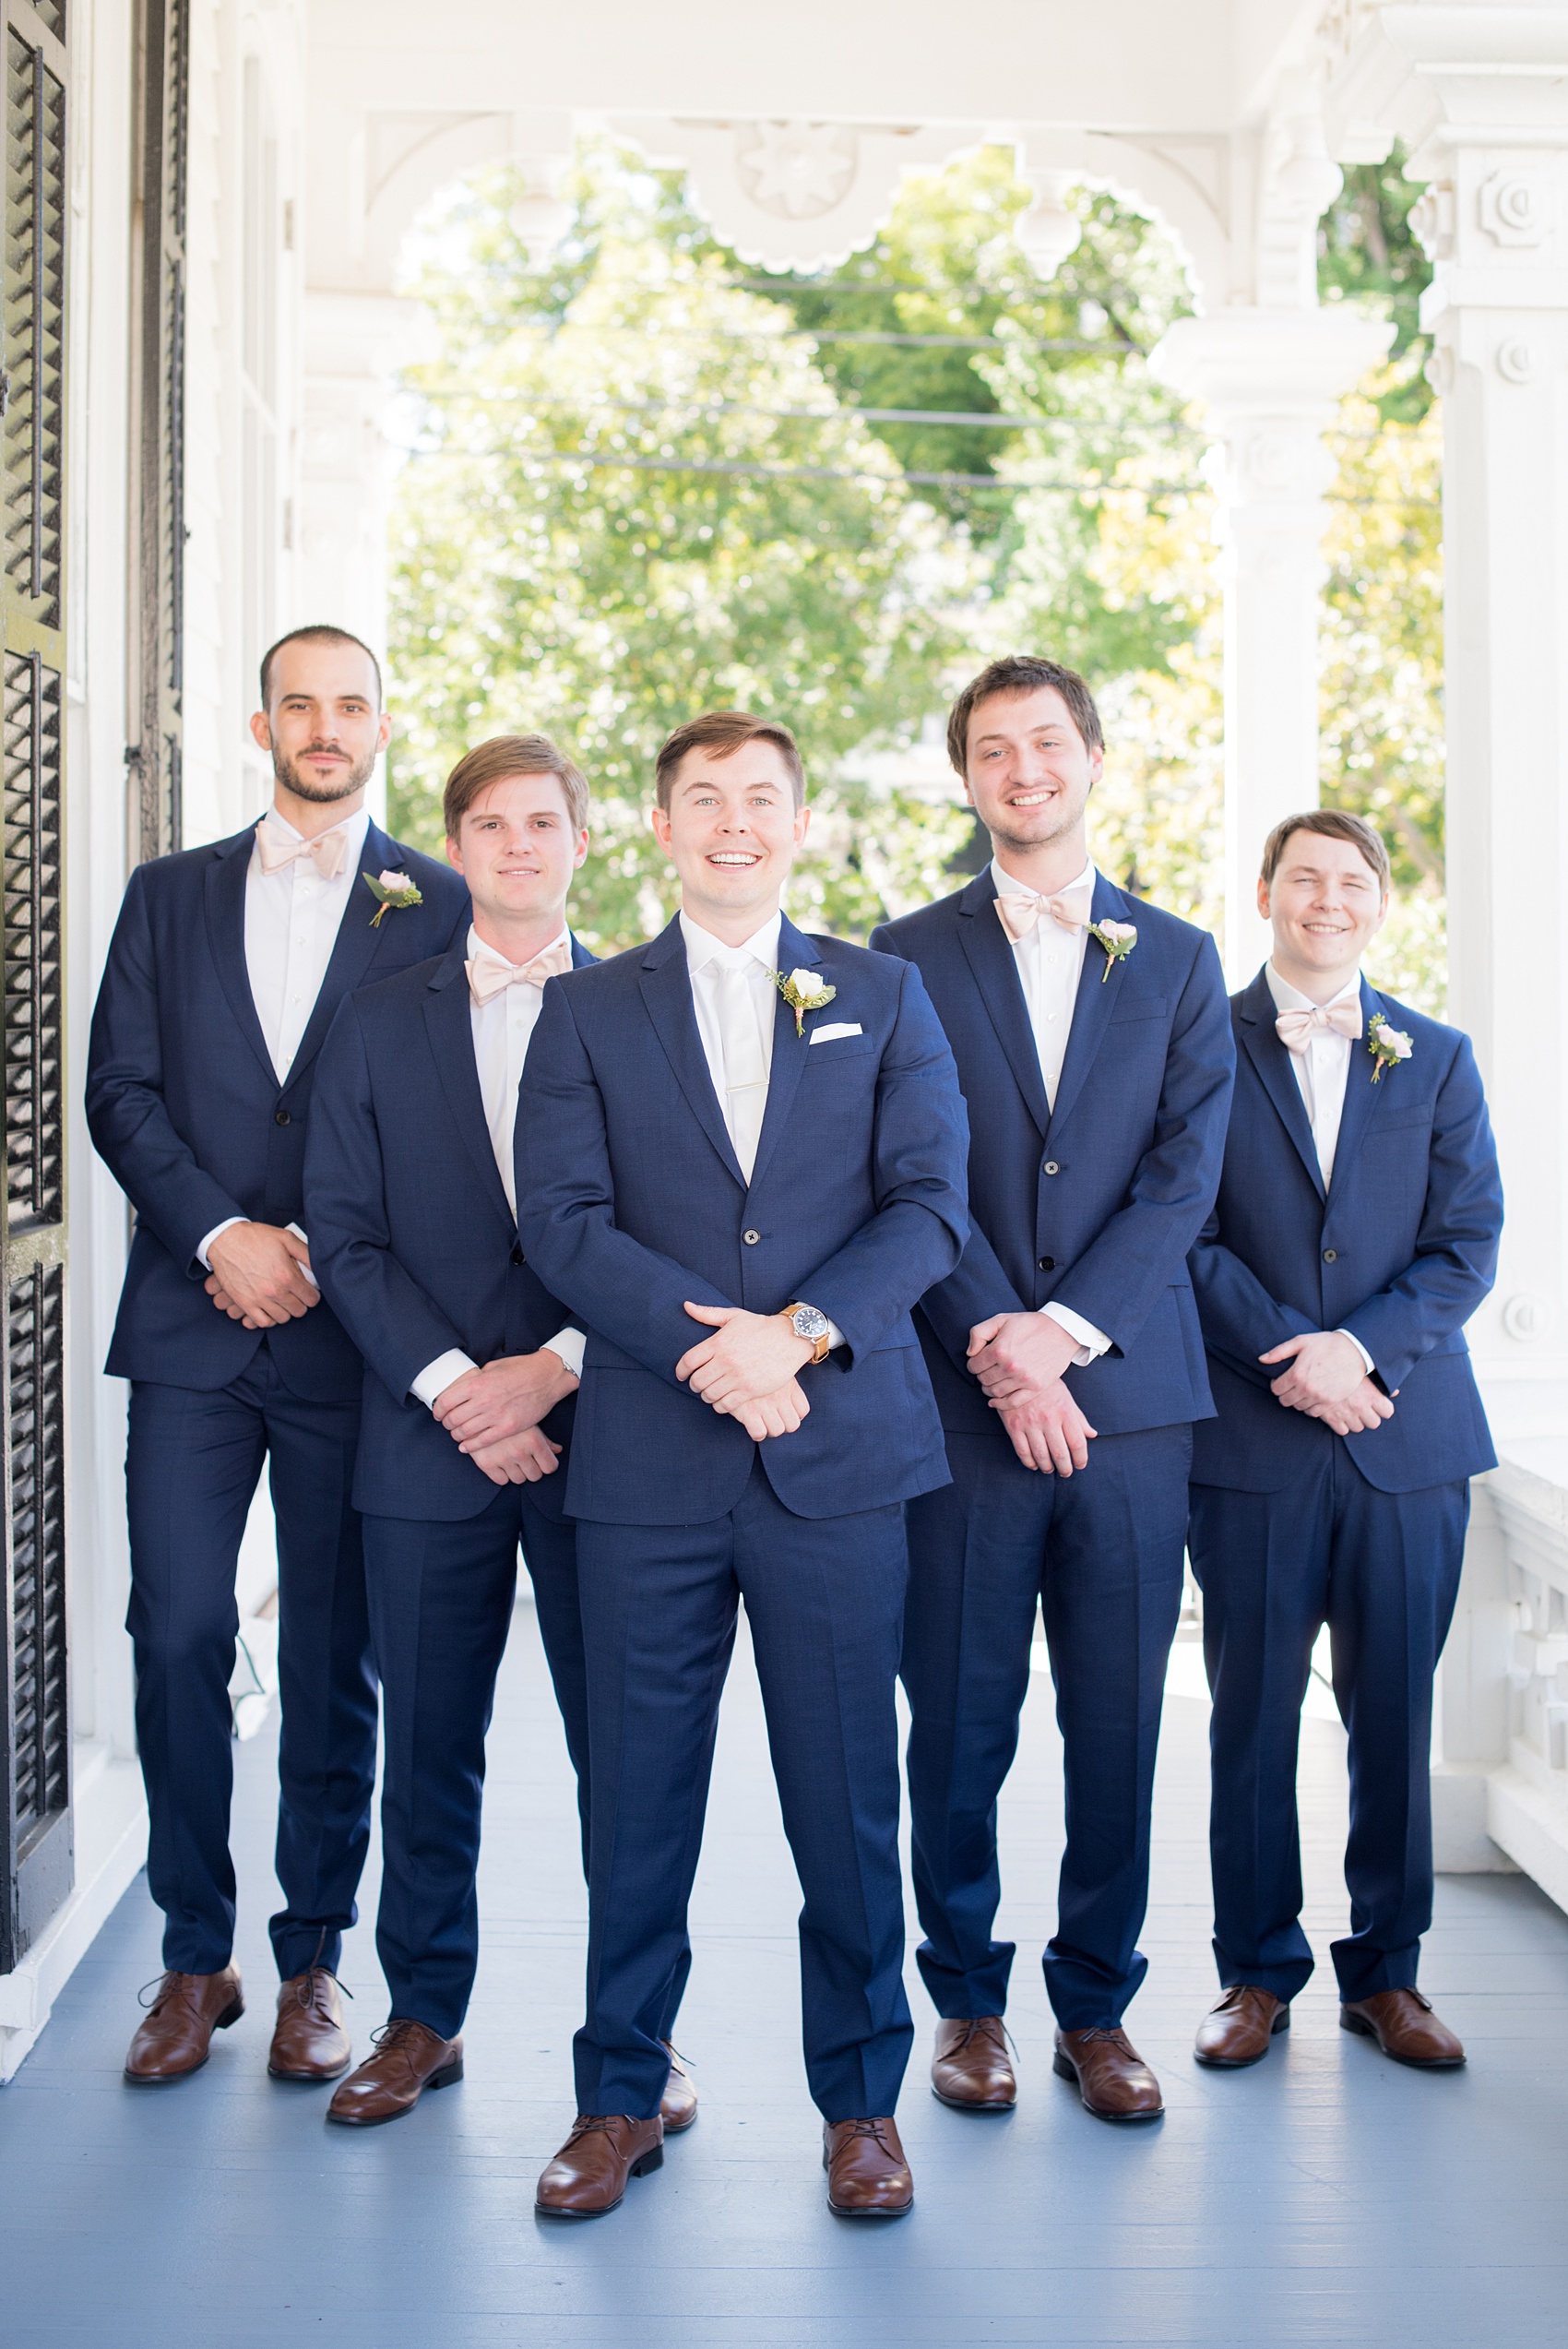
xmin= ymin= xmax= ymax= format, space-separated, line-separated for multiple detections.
xmin=792 ymin=1306 xmax=830 ymax=1341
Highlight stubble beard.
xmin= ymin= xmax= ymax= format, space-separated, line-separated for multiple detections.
xmin=273 ymin=742 xmax=377 ymax=805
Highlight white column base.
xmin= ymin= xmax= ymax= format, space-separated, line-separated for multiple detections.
xmin=0 ymin=1743 xmax=147 ymax=2082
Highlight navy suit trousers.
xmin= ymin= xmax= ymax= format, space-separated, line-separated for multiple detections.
xmin=903 ymin=1424 xmax=1191 ymax=2030
xmin=572 ymin=1463 xmax=913 ymax=2123
xmin=1188 ymin=1451 xmax=1468 ymax=2004
xmin=125 ymin=1351 xmax=377 ymax=1978
xmin=362 ymin=1487 xmax=588 ymax=2042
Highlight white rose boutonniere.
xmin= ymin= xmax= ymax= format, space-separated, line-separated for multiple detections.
xmin=1367 ymin=1012 xmax=1413 ymax=1083
xmin=769 ymin=965 xmax=837 ymax=1038
xmin=363 ymin=867 xmax=423 ymax=928
xmin=1087 ymin=918 xmax=1137 ymax=983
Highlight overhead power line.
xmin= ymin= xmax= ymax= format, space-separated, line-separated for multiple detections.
xmin=406 ymin=382 xmax=1203 ymax=440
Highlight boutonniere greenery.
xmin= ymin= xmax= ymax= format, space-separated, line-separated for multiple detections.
xmin=1087 ymin=918 xmax=1137 ymax=983
xmin=363 ymin=867 xmax=423 ymax=928
xmin=1367 ymin=1011 xmax=1413 ymax=1082
xmin=769 ymin=964 xmax=837 ymax=1038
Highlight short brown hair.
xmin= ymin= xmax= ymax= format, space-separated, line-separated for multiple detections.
xmin=946 ymin=655 xmax=1104 ymax=775
xmin=654 ymin=709 xmax=805 ymax=811
xmin=260 ymin=624 xmax=383 ymax=709
xmin=442 ymin=733 xmax=589 ymax=839
xmin=1260 ymin=808 xmax=1390 ymax=890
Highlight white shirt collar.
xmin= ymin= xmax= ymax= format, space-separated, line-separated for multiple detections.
xmin=991 ymin=856 xmax=1096 ymax=902
xmin=257 ymin=801 xmax=372 ymax=860
xmin=679 ymin=908 xmax=782 ymax=972
xmin=467 ymin=920 xmax=570 ymax=973
xmin=1265 ymin=962 xmax=1362 ymax=1016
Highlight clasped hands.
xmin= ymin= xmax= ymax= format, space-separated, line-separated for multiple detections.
xmin=1258 ymin=1330 xmax=1394 ymax=1434
xmin=432 ymin=1350 xmax=578 ymax=1487
xmin=967 ymin=1310 xmax=1097 ymax=1476
xmin=676 ymin=1304 xmax=813 ymax=1440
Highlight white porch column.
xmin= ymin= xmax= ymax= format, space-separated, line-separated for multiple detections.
xmin=1150 ymin=308 xmax=1392 ymax=978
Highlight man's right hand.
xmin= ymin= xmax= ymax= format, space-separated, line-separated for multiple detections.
xmin=204 ymin=1222 xmax=319 ymax=1328
xmin=993 ymin=1382 xmax=1098 ymax=1475
xmin=1301 ymin=1377 xmax=1395 ymax=1437
xmin=722 ymin=1377 xmax=811 ymax=1443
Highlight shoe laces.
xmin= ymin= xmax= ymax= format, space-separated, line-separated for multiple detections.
xmin=835 ymin=2117 xmax=896 ymax=2152
xmin=137 ymin=1970 xmax=205 ymax=2015
xmin=288 ymin=1964 xmax=350 ymax=2015
xmin=1071 ymin=2026 xmax=1132 ymax=2051
xmin=947 ymin=2016 xmax=1018 ymax=2062
xmin=368 ymin=2017 xmax=431 ymax=2071
xmin=564 ymin=2114 xmax=645 ymax=2148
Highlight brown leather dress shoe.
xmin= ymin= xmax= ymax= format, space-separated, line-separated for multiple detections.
xmin=535 ymin=2115 xmax=664 ymax=2217
xmin=1194 ymin=1985 xmax=1289 ymax=2069
xmin=931 ymin=2016 xmax=1016 ymax=2111
xmin=1340 ymin=1987 xmax=1465 ymax=2069
xmin=268 ymin=1968 xmax=352 ymax=2082
xmin=124 ymin=1967 xmax=244 ymax=2084
xmin=1053 ymin=2027 xmax=1164 ymax=2121
xmin=823 ymin=2117 xmax=914 ymax=2217
xmin=659 ymin=2041 xmax=697 ymax=2134
xmin=326 ymin=2019 xmax=463 ymax=2125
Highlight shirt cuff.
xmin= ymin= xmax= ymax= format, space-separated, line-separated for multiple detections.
xmin=541 ymin=1327 xmax=586 ymax=1380
xmin=1041 ymin=1302 xmax=1111 ymax=1366
xmin=285 ymin=1220 xmax=317 ymax=1289
xmin=1336 ymin=1327 xmax=1376 ymax=1377
xmin=825 ymin=1318 xmax=845 ymax=1351
xmin=196 ymin=1216 xmax=245 ymax=1272
xmin=410 ymin=1349 xmax=478 ymax=1410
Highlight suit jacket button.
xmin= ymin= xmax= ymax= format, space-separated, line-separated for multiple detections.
xmin=1043 ymin=1161 xmax=1060 ymax=1176
xmin=1323 ymin=1247 xmax=1337 ymax=1263
xmin=510 ymin=1245 xmax=524 ymax=1267
xmin=274 ymin=1108 xmax=291 ymax=1126
xmin=743 ymin=1229 xmax=761 ymax=1246
xmin=1038 ymin=1255 xmax=1055 ymax=1270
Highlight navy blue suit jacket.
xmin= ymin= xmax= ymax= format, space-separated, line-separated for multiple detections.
xmin=86 ymin=819 xmax=469 ymax=1400
xmin=303 ymin=934 xmax=595 ymax=1521
xmin=514 ymin=913 xmax=970 ymax=1526
xmin=872 ymin=869 xmax=1234 ymax=1440
xmin=1188 ymin=969 xmax=1502 ymax=1496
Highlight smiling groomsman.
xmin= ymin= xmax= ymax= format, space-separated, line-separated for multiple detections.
xmin=872 ymin=655 xmax=1233 ymax=2124
xmin=305 ymin=734 xmax=691 ymax=2129
xmin=1186 ymin=810 xmax=1503 ymax=2073
xmin=517 ymin=709 xmax=969 ymax=2220
xmin=86 ymin=627 xmax=468 ymax=2089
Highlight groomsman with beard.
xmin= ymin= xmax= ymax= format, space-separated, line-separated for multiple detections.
xmin=516 ymin=709 xmax=969 ymax=2220
xmin=872 ymin=654 xmax=1233 ymax=2123
xmin=1185 ymin=810 xmax=1502 ymax=2072
xmin=86 ymin=627 xmax=468 ymax=2089
xmin=305 ymin=735 xmax=696 ymax=2131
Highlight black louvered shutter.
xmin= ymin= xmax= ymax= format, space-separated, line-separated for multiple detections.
xmin=0 ymin=0 xmax=69 ymax=1973
xmin=130 ymin=0 xmax=185 ymax=863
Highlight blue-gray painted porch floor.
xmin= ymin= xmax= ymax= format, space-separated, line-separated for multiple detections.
xmin=3 ymin=1603 xmax=1567 ymax=2348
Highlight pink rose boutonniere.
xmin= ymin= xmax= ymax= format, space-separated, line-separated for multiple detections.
xmin=1087 ymin=918 xmax=1137 ymax=983
xmin=363 ymin=868 xmax=423 ymax=928
xmin=1367 ymin=1012 xmax=1413 ymax=1083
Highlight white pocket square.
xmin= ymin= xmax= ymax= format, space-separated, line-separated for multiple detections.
xmin=810 ymin=1022 xmax=863 ymax=1043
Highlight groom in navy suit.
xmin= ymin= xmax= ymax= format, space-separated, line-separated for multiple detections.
xmin=873 ymin=655 xmax=1233 ymax=2124
xmin=1186 ymin=810 xmax=1502 ymax=2073
xmin=517 ymin=709 xmax=969 ymax=2221
xmin=86 ymin=627 xmax=467 ymax=2089
xmin=304 ymin=733 xmax=697 ymax=2130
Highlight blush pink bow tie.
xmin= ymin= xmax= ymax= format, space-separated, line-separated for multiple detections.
xmin=1276 ymin=1000 xmax=1363 ymax=1053
xmin=255 ymin=823 xmax=349 ymax=879
xmin=994 ymin=877 xmax=1095 ymax=941
xmin=465 ymin=936 xmax=574 ymax=1006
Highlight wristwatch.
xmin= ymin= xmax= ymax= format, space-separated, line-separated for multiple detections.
xmin=780 ymin=1301 xmax=832 ymax=1365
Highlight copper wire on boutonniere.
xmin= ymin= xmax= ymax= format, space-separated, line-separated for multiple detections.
xmin=1087 ymin=919 xmax=1137 ymax=983
xmin=768 ymin=965 xmax=837 ymax=1038
xmin=1367 ymin=1012 xmax=1413 ymax=1083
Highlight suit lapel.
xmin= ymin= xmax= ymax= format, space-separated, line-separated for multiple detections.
xmin=422 ymin=940 xmax=515 ymax=1229
xmin=1237 ymin=968 xmax=1326 ymax=1201
xmin=202 ymin=827 xmax=278 ymax=1090
xmin=1325 ymin=975 xmax=1386 ymax=1198
xmin=1046 ymin=870 xmax=1133 ymax=1139
xmin=637 ymin=918 xmax=747 ymax=1188
xmin=955 ymin=871 xmax=1051 ymax=1141
xmin=282 ymin=820 xmax=409 ymax=1093
xmin=747 ymin=915 xmax=816 ymax=1192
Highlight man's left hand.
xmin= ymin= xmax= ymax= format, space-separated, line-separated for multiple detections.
xmin=677 ymin=1303 xmax=813 ymax=1413
xmin=434 ymin=1350 xmax=578 ymax=1451
xmin=967 ymin=1310 xmax=1081 ymax=1405
xmin=1260 ymin=1330 xmax=1371 ymax=1413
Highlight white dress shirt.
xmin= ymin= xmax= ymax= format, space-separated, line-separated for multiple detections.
xmin=196 ymin=803 xmax=374 ymax=1271
xmin=1265 ymin=960 xmax=1374 ymax=1377
xmin=992 ymin=858 xmax=1110 ymax=1365
xmin=410 ymin=924 xmax=586 ymax=1409
xmin=681 ymin=909 xmax=844 ymax=1351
